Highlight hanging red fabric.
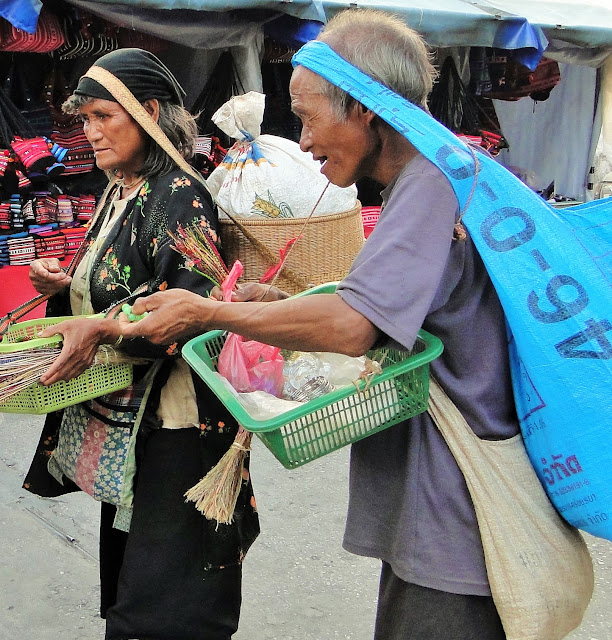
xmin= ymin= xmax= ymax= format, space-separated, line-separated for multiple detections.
xmin=0 ymin=7 xmax=65 ymax=54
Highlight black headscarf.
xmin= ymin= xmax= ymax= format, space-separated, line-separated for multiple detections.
xmin=74 ymin=48 xmax=185 ymax=106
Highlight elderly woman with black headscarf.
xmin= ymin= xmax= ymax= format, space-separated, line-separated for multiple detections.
xmin=23 ymin=48 xmax=259 ymax=640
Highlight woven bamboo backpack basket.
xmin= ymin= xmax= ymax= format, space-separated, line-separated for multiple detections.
xmin=219 ymin=202 xmax=365 ymax=295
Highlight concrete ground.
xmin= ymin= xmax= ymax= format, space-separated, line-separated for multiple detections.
xmin=1 ymin=412 xmax=611 ymax=640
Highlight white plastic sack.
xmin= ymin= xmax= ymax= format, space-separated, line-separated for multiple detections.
xmin=206 ymin=91 xmax=358 ymax=219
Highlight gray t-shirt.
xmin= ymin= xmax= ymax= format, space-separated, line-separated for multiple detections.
xmin=337 ymin=154 xmax=519 ymax=596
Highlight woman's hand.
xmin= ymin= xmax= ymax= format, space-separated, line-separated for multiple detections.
xmin=29 ymin=258 xmax=72 ymax=296
xmin=117 ymin=289 xmax=210 ymax=345
xmin=38 ymin=317 xmax=118 ymax=385
xmin=209 ymin=282 xmax=290 ymax=302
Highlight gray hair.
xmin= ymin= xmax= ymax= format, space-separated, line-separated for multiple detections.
xmin=62 ymin=94 xmax=197 ymax=179
xmin=314 ymin=9 xmax=438 ymax=121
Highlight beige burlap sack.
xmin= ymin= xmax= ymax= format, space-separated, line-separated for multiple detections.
xmin=427 ymin=378 xmax=594 ymax=640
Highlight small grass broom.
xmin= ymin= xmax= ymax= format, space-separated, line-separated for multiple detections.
xmin=168 ymin=223 xmax=254 ymax=524
xmin=178 ymin=185 xmax=330 ymax=524
xmin=182 ymin=260 xmax=254 ymax=524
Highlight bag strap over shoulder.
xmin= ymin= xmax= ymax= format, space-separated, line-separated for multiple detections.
xmin=426 ymin=378 xmax=593 ymax=640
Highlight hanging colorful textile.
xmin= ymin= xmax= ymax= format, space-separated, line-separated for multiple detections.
xmin=293 ymin=41 xmax=612 ymax=542
xmin=0 ymin=7 xmax=64 ymax=53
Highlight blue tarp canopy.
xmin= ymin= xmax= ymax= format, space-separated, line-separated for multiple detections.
xmin=57 ymin=0 xmax=612 ymax=52
xmin=0 ymin=0 xmax=42 ymax=33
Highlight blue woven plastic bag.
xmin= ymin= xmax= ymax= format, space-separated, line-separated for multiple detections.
xmin=294 ymin=42 xmax=612 ymax=541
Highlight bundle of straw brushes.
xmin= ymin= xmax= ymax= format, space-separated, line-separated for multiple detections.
xmin=0 ymin=347 xmax=59 ymax=402
xmin=0 ymin=344 xmax=147 ymax=404
xmin=168 ymin=222 xmax=229 ymax=287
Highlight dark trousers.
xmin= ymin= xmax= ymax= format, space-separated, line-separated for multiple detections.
xmin=374 ymin=562 xmax=506 ymax=640
xmin=100 ymin=428 xmax=242 ymax=640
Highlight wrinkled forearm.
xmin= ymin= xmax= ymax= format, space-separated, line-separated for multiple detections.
xmin=207 ymin=293 xmax=379 ymax=356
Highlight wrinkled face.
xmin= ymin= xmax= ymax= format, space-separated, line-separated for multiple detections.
xmin=79 ymin=98 xmax=148 ymax=175
xmin=290 ymin=66 xmax=378 ymax=188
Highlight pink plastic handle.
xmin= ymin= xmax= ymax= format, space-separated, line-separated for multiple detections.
xmin=221 ymin=260 xmax=243 ymax=302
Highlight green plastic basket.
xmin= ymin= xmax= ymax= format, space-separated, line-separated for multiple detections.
xmin=0 ymin=316 xmax=133 ymax=415
xmin=182 ymin=283 xmax=443 ymax=468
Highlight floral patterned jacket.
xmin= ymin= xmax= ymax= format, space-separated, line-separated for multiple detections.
xmin=23 ymin=169 xmax=260 ymax=568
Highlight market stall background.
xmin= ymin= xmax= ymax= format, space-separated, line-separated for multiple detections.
xmin=1 ymin=0 xmax=612 ymax=320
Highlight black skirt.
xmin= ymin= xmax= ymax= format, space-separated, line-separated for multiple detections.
xmin=101 ymin=427 xmax=243 ymax=640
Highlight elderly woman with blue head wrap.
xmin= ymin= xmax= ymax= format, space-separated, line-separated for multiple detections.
xmin=24 ymin=47 xmax=259 ymax=640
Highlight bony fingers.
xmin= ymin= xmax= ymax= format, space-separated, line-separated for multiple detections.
xmin=38 ymin=328 xmax=60 ymax=339
xmin=40 ymin=370 xmax=58 ymax=385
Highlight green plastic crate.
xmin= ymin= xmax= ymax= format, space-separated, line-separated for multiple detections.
xmin=182 ymin=283 xmax=443 ymax=468
xmin=0 ymin=316 xmax=133 ymax=414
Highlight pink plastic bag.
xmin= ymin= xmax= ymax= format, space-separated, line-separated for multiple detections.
xmin=217 ymin=334 xmax=284 ymax=396
xmin=216 ymin=259 xmax=285 ymax=396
